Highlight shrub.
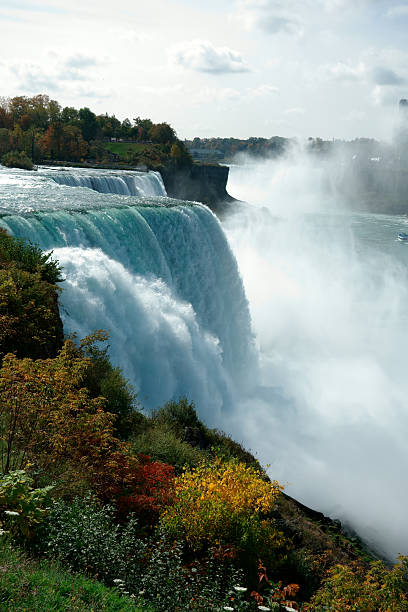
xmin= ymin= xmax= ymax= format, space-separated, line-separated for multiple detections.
xmin=78 ymin=331 xmax=142 ymax=439
xmin=0 ymin=470 xmax=53 ymax=539
xmin=0 ymin=229 xmax=62 ymax=284
xmin=0 ymin=267 xmax=63 ymax=359
xmin=131 ymin=422 xmax=203 ymax=472
xmin=160 ymin=457 xmax=287 ymax=581
xmin=305 ymin=558 xmax=408 ymax=611
xmin=93 ymin=449 xmax=175 ymax=522
xmin=1 ymin=150 xmax=33 ymax=170
xmin=38 ymin=495 xmax=149 ymax=587
xmin=152 ymin=397 xmax=202 ymax=436
xmin=0 ymin=341 xmax=115 ymax=483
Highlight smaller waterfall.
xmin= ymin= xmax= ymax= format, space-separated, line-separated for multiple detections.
xmin=46 ymin=168 xmax=166 ymax=197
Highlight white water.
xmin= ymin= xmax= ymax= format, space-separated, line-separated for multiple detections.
xmin=0 ymin=164 xmax=255 ymax=417
xmin=48 ymin=167 xmax=166 ymax=197
xmin=222 ymin=157 xmax=408 ymax=560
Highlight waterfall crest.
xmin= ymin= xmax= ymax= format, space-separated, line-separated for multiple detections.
xmin=46 ymin=168 xmax=166 ymax=197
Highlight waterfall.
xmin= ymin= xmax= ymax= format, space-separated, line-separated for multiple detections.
xmin=45 ymin=168 xmax=167 ymax=197
xmin=0 ymin=166 xmax=255 ymax=415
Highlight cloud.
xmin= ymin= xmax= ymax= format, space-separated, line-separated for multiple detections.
xmin=64 ymin=54 xmax=99 ymax=69
xmin=170 ymin=40 xmax=250 ymax=74
xmin=234 ymin=0 xmax=304 ymax=36
xmin=7 ymin=53 xmax=104 ymax=96
xmin=326 ymin=61 xmax=366 ymax=82
xmin=386 ymin=4 xmax=408 ymax=18
xmin=372 ymin=66 xmax=405 ymax=86
xmin=248 ymin=84 xmax=280 ymax=96
xmin=10 ymin=64 xmax=61 ymax=93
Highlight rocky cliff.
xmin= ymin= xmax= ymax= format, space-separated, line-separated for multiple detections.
xmin=161 ymin=163 xmax=237 ymax=214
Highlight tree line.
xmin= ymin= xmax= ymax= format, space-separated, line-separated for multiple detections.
xmin=0 ymin=94 xmax=191 ymax=167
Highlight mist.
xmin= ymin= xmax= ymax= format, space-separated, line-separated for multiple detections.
xmin=221 ymin=152 xmax=408 ymax=560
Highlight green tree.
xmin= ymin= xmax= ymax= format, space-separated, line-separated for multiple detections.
xmin=79 ymin=107 xmax=98 ymax=141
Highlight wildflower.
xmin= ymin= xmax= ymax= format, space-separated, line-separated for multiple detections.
xmin=234 ymin=586 xmax=247 ymax=592
xmin=0 ymin=529 xmax=6 ymax=536
xmin=4 ymin=510 xmax=19 ymax=516
xmin=113 ymin=579 xmax=124 ymax=584
xmin=224 ymin=607 xmax=235 ymax=611
xmin=139 ymin=590 xmax=145 ymax=595
xmin=191 ymin=567 xmax=198 ymax=573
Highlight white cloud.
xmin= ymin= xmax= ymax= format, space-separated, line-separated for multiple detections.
xmin=64 ymin=54 xmax=99 ymax=69
xmin=249 ymin=84 xmax=280 ymax=96
xmin=169 ymin=40 xmax=250 ymax=74
xmin=234 ymin=0 xmax=304 ymax=36
xmin=327 ymin=61 xmax=366 ymax=82
xmin=10 ymin=64 xmax=61 ymax=93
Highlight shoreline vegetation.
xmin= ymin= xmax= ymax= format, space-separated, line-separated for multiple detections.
xmin=0 ymin=231 xmax=408 ymax=610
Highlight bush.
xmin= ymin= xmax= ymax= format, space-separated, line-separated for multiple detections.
xmin=38 ymin=495 xmax=149 ymax=587
xmin=0 ymin=230 xmax=62 ymax=284
xmin=160 ymin=457 xmax=288 ymax=583
xmin=0 ymin=341 xmax=115 ymax=483
xmin=132 ymin=422 xmax=203 ymax=472
xmin=77 ymin=331 xmax=143 ymax=440
xmin=305 ymin=559 xmax=408 ymax=611
xmin=0 ymin=470 xmax=53 ymax=539
xmin=0 ymin=266 xmax=63 ymax=359
xmin=1 ymin=150 xmax=33 ymax=170
xmin=93 ymin=449 xmax=175 ymax=522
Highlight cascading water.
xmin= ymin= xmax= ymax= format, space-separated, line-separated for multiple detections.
xmin=46 ymin=167 xmax=167 ymax=197
xmin=222 ymin=156 xmax=408 ymax=560
xmin=0 ymin=164 xmax=255 ymax=417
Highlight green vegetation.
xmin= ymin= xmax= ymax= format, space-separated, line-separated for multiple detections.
xmin=1 ymin=150 xmax=33 ymax=170
xmin=0 ymin=540 xmax=144 ymax=611
xmin=0 ymin=230 xmax=63 ymax=359
xmin=0 ymin=231 xmax=407 ymax=611
xmin=0 ymin=94 xmax=192 ymax=171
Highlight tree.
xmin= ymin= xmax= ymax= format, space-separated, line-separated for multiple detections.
xmin=79 ymin=107 xmax=98 ymax=141
xmin=132 ymin=117 xmax=153 ymax=141
xmin=0 ymin=341 xmax=115 ymax=480
xmin=148 ymin=122 xmax=176 ymax=144
xmin=61 ymin=106 xmax=79 ymax=125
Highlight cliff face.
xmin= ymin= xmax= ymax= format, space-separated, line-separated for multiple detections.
xmin=162 ymin=164 xmax=236 ymax=214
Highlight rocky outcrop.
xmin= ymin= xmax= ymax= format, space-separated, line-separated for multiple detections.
xmin=161 ymin=163 xmax=237 ymax=214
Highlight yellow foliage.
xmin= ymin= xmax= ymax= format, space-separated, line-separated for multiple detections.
xmin=160 ymin=456 xmax=284 ymax=552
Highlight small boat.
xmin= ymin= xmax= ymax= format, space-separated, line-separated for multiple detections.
xmin=397 ymin=232 xmax=408 ymax=241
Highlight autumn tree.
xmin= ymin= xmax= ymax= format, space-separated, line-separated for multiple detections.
xmin=0 ymin=341 xmax=116 ymax=481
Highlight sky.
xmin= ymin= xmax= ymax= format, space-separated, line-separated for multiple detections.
xmin=1 ymin=0 xmax=408 ymax=140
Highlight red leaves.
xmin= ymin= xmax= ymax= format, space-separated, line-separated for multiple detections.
xmin=93 ymin=449 xmax=175 ymax=522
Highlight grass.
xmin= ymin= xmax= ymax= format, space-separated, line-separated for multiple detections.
xmin=0 ymin=540 xmax=151 ymax=611
xmin=105 ymin=142 xmax=158 ymax=158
